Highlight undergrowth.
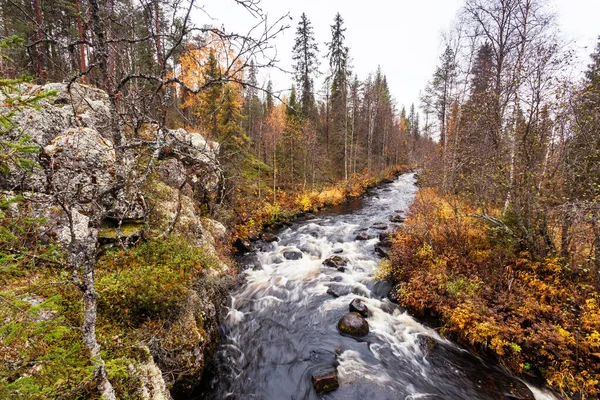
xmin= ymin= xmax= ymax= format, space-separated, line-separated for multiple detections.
xmin=383 ymin=188 xmax=600 ymax=398
xmin=0 ymin=235 xmax=227 ymax=399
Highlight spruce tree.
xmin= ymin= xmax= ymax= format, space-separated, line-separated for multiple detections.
xmin=291 ymin=13 xmax=320 ymax=118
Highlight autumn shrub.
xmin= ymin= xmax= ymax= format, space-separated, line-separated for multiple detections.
xmin=383 ymin=189 xmax=600 ymax=398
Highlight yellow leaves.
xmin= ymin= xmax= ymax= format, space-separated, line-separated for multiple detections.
xmin=449 ymin=305 xmax=474 ymax=331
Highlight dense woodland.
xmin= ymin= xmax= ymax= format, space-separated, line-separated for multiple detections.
xmin=0 ymin=0 xmax=599 ymax=398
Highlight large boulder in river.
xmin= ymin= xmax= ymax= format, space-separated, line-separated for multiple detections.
xmin=337 ymin=312 xmax=369 ymax=337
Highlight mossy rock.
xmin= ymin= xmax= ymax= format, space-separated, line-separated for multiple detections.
xmin=98 ymin=219 xmax=144 ymax=242
xmin=337 ymin=312 xmax=369 ymax=337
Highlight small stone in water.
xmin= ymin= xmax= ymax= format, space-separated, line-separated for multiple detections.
xmin=349 ymin=298 xmax=369 ymax=318
xmin=323 ymin=256 xmax=348 ymax=268
xmin=355 ymin=232 xmax=369 ymax=241
xmin=261 ymin=233 xmax=279 ymax=242
xmin=371 ymin=222 xmax=388 ymax=230
xmin=311 ymin=369 xmax=339 ymax=393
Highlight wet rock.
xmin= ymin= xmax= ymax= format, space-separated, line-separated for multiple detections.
xmin=395 ymin=209 xmax=404 ymax=214
xmin=330 ymin=276 xmax=343 ymax=282
xmin=381 ymin=178 xmax=394 ymax=184
xmin=311 ymin=368 xmax=339 ymax=393
xmin=261 ymin=233 xmax=279 ymax=243
xmin=418 ymin=335 xmax=439 ymax=353
xmin=371 ymin=222 xmax=388 ymax=230
xmin=323 ymin=256 xmax=348 ymax=269
xmin=332 ymin=248 xmax=344 ymax=254
xmin=240 ymin=253 xmax=261 ymax=270
xmin=389 ymin=215 xmax=405 ymax=223
xmin=327 ymin=284 xmax=351 ymax=298
xmin=349 ymin=299 xmax=369 ymax=318
xmin=283 ymin=250 xmax=303 ymax=260
xmin=368 ymin=280 xmax=394 ymax=299
xmin=234 ymin=238 xmax=253 ymax=254
xmin=355 ymin=232 xmax=370 ymax=241
xmin=337 ymin=312 xmax=369 ymax=337
xmin=374 ymin=244 xmax=390 ymax=258
xmin=379 ymin=232 xmax=392 ymax=242
xmin=387 ymin=284 xmax=401 ymax=304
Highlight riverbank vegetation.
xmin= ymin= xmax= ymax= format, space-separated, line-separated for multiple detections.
xmin=382 ymin=0 xmax=600 ymax=397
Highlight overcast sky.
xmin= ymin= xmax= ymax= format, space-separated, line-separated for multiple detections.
xmin=196 ymin=0 xmax=600 ymax=111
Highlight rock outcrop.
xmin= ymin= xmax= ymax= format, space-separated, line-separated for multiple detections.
xmin=0 ymin=83 xmax=229 ymax=398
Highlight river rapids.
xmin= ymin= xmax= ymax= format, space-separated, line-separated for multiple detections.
xmin=193 ymin=173 xmax=558 ymax=400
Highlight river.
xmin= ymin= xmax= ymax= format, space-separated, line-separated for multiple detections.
xmin=193 ymin=173 xmax=558 ymax=400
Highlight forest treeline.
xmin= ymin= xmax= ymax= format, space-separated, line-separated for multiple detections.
xmin=0 ymin=0 xmax=426 ymax=202
xmin=382 ymin=0 xmax=600 ymax=397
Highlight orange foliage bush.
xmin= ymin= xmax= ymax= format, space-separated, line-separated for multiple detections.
xmin=386 ymin=189 xmax=600 ymax=398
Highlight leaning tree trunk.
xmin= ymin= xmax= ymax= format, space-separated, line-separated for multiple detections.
xmin=67 ymin=209 xmax=116 ymax=400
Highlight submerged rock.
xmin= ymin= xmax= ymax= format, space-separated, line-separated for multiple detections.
xmin=283 ymin=250 xmax=303 ymax=260
xmin=349 ymin=298 xmax=369 ymax=318
xmin=323 ymin=255 xmax=348 ymax=269
xmin=337 ymin=312 xmax=369 ymax=337
xmin=327 ymin=284 xmax=352 ymax=298
xmin=311 ymin=368 xmax=339 ymax=393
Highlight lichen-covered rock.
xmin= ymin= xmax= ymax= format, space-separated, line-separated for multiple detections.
xmin=127 ymin=347 xmax=173 ymax=400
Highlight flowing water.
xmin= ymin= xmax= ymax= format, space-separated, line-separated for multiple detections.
xmin=195 ymin=173 xmax=558 ymax=400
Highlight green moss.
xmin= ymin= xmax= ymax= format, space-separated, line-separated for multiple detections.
xmin=98 ymin=220 xmax=145 ymax=241
xmin=97 ymin=235 xmax=221 ymax=324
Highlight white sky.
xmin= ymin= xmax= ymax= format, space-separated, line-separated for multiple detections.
xmin=196 ymin=0 xmax=600 ymax=111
